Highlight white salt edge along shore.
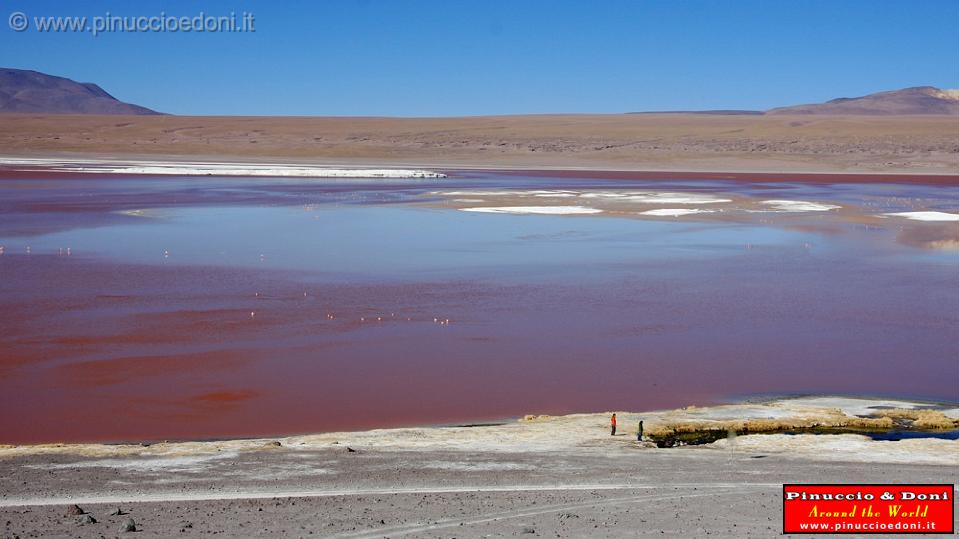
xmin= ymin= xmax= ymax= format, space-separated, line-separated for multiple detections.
xmin=883 ymin=211 xmax=959 ymax=222
xmin=435 ymin=190 xmax=731 ymax=205
xmin=580 ymin=192 xmax=731 ymax=204
xmin=0 ymin=157 xmax=446 ymax=178
xmin=760 ymin=200 xmax=841 ymax=212
xmin=2 ymin=396 xmax=956 ymax=466
xmin=432 ymin=190 xmax=877 ymax=220
xmin=640 ymin=208 xmax=715 ymax=217
xmin=460 ymin=206 xmax=603 ymax=215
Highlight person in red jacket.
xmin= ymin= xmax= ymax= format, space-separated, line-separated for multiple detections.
xmin=610 ymin=413 xmax=617 ymax=436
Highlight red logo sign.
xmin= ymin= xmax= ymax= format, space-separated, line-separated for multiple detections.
xmin=783 ymin=484 xmax=954 ymax=534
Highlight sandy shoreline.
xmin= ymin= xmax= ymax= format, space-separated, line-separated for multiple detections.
xmin=1 ymin=396 xmax=955 ymax=537
xmin=3 ymin=396 xmax=956 ymax=463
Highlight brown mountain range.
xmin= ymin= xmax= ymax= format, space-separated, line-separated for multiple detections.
xmin=2 ymin=68 xmax=956 ymax=117
xmin=766 ymin=86 xmax=959 ymax=115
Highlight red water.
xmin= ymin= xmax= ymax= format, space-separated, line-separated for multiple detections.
xmin=1 ymin=174 xmax=958 ymax=444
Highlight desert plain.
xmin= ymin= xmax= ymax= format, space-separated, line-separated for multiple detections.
xmin=2 ymin=113 xmax=959 ymax=176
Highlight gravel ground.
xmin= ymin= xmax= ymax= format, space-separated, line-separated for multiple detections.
xmin=2 ymin=444 xmax=956 ymax=538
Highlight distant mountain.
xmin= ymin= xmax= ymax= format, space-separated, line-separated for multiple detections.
xmin=766 ymin=86 xmax=959 ymax=115
xmin=629 ymin=110 xmax=763 ymax=115
xmin=630 ymin=87 xmax=959 ymax=116
xmin=0 ymin=68 xmax=160 ymax=115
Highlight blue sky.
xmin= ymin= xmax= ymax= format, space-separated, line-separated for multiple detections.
xmin=2 ymin=0 xmax=957 ymax=116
